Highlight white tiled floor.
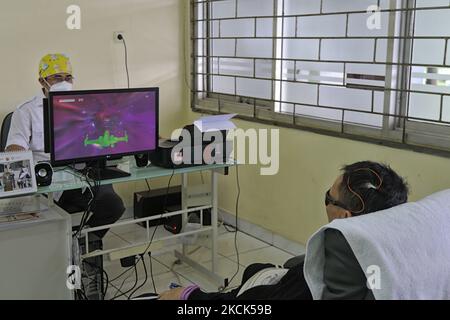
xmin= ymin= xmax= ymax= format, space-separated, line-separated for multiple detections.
xmin=99 ymin=222 xmax=301 ymax=300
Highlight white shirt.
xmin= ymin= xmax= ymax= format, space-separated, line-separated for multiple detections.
xmin=7 ymin=92 xmax=49 ymax=162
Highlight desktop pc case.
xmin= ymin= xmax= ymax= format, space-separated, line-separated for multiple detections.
xmin=134 ymin=185 xmax=211 ymax=234
xmin=78 ymin=235 xmax=104 ymax=300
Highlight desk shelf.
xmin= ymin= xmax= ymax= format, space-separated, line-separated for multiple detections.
xmin=40 ymin=159 xmax=236 ymax=292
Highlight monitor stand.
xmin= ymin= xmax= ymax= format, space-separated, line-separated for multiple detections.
xmin=83 ymin=159 xmax=131 ymax=181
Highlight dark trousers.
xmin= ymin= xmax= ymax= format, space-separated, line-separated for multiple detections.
xmin=57 ymin=184 xmax=125 ymax=239
xmin=188 ymin=262 xmax=312 ymax=300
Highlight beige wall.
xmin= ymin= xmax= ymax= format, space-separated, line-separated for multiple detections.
xmin=0 ymin=0 xmax=190 ymax=205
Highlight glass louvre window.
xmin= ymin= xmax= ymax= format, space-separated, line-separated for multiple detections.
xmin=191 ymin=0 xmax=450 ymax=154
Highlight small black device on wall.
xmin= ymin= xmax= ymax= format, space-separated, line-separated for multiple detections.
xmin=134 ymin=153 xmax=149 ymax=167
xmin=35 ymin=162 xmax=53 ymax=187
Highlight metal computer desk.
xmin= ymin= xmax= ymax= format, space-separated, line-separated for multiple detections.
xmin=38 ymin=158 xmax=236 ymax=289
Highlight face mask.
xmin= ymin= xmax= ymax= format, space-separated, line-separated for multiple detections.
xmin=49 ymin=81 xmax=73 ymax=92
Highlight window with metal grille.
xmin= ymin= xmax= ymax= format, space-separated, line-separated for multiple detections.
xmin=191 ymin=0 xmax=450 ymax=155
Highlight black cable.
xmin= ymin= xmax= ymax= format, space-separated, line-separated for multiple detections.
xmin=105 ymin=267 xmax=133 ymax=294
xmin=76 ymin=289 xmax=88 ymax=301
xmin=120 ymin=35 xmax=130 ymax=89
xmin=78 ymin=278 xmax=89 ymax=300
xmin=82 ymin=259 xmax=110 ymax=300
xmin=73 ymin=168 xmax=99 ymax=238
xmin=140 ymin=169 xmax=174 ymax=294
xmin=144 ymin=169 xmax=175 ymax=293
xmin=74 ymin=189 xmax=92 ymax=237
xmin=114 ymin=273 xmax=132 ymax=299
xmin=63 ymin=165 xmax=99 ymax=300
xmin=71 ymin=169 xmax=107 ymax=298
xmin=145 ymin=179 xmax=151 ymax=191
xmin=107 ymin=280 xmax=128 ymax=298
xmin=148 ymin=252 xmax=157 ymax=293
xmin=223 ymin=165 xmax=241 ymax=289
xmin=112 ymin=264 xmax=138 ymax=300
xmin=109 ymin=260 xmax=136 ymax=283
xmin=109 ymin=169 xmax=175 ymax=293
xmin=162 ymin=169 xmax=176 ymax=212
xmin=128 ymin=255 xmax=149 ymax=300
xmin=71 ymin=187 xmax=90 ymax=237
xmin=102 ymin=266 xmax=109 ymax=299
xmin=76 ymin=286 xmax=88 ymax=300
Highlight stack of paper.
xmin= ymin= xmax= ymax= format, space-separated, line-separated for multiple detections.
xmin=193 ymin=114 xmax=237 ymax=133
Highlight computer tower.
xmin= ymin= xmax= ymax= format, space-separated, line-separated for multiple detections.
xmin=78 ymin=235 xmax=104 ymax=300
xmin=163 ymin=204 xmax=183 ymax=234
xmin=134 ymin=186 xmax=211 ymax=234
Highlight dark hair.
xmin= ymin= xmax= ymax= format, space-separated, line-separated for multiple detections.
xmin=339 ymin=161 xmax=409 ymax=216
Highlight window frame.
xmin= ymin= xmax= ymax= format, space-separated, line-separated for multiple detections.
xmin=191 ymin=0 xmax=450 ymax=156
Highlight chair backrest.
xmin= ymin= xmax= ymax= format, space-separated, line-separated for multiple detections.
xmin=0 ymin=112 xmax=14 ymax=152
xmin=305 ymin=189 xmax=450 ymax=300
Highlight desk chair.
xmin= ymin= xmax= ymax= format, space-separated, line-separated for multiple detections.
xmin=0 ymin=112 xmax=13 ymax=152
xmin=304 ymin=189 xmax=450 ymax=300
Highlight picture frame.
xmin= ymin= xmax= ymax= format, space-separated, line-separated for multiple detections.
xmin=0 ymin=151 xmax=37 ymax=199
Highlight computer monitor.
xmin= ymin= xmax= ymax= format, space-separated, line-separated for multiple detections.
xmin=48 ymin=88 xmax=158 ymax=177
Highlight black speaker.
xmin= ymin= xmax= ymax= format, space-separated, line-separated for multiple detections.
xmin=35 ymin=162 xmax=53 ymax=187
xmin=134 ymin=153 xmax=149 ymax=167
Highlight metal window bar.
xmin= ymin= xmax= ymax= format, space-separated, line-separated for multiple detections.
xmin=191 ymin=0 xmax=450 ymax=155
xmin=192 ymin=2 xmax=450 ymax=21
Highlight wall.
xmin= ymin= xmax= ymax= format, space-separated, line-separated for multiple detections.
xmin=0 ymin=0 xmax=190 ymax=205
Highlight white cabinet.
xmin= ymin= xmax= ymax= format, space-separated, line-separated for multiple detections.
xmin=0 ymin=204 xmax=72 ymax=300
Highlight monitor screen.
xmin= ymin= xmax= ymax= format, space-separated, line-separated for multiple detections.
xmin=49 ymin=88 xmax=158 ymax=166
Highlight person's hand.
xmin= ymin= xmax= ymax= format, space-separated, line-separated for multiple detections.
xmin=158 ymin=287 xmax=185 ymax=300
